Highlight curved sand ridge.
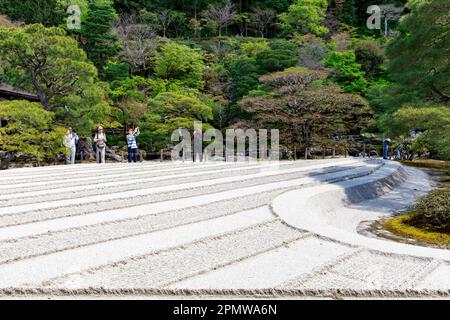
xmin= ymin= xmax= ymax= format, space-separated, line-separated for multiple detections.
xmin=0 ymin=159 xmax=448 ymax=298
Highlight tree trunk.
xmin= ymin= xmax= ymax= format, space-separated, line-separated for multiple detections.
xmin=31 ymin=70 xmax=50 ymax=109
xmin=430 ymin=84 xmax=450 ymax=102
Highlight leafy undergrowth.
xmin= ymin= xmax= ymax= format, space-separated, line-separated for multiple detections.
xmin=383 ymin=212 xmax=450 ymax=246
xmin=383 ymin=189 xmax=450 ymax=246
xmin=411 ymin=190 xmax=449 ymax=232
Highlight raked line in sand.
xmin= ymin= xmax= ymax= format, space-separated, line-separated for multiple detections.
xmin=0 ymin=158 xmax=448 ymax=298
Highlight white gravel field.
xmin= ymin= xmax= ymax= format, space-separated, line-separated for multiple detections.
xmin=0 ymin=158 xmax=448 ymax=298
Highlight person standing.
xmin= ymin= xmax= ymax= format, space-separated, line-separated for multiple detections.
xmin=94 ymin=126 xmax=107 ymax=164
xmin=192 ymin=127 xmax=203 ymax=162
xmin=383 ymin=138 xmax=391 ymax=160
xmin=63 ymin=127 xmax=78 ymax=165
xmin=126 ymin=127 xmax=140 ymax=163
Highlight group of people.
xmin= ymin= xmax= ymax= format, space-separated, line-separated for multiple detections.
xmin=63 ymin=126 xmax=141 ymax=165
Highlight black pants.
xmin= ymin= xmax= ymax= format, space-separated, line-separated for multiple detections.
xmin=128 ymin=147 xmax=138 ymax=163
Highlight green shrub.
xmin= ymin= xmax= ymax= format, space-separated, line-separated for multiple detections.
xmin=104 ymin=61 xmax=130 ymax=82
xmin=411 ymin=190 xmax=450 ymax=233
xmin=0 ymin=100 xmax=66 ymax=162
xmin=383 ymin=213 xmax=450 ymax=246
xmin=325 ymin=51 xmax=367 ymax=92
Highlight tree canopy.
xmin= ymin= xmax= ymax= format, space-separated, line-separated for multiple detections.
xmin=386 ymin=0 xmax=450 ymax=104
xmin=386 ymin=105 xmax=450 ymax=160
xmin=278 ymin=0 xmax=329 ymax=36
xmin=0 ymin=0 xmax=447 ymax=161
xmin=81 ymin=0 xmax=119 ymax=71
xmin=155 ymin=42 xmax=205 ymax=90
xmin=0 ymin=24 xmax=110 ymax=134
xmin=0 ymin=100 xmax=66 ymax=162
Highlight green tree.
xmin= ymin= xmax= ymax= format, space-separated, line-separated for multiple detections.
xmin=108 ymin=75 xmax=152 ymax=137
xmin=386 ymin=105 xmax=450 ymax=160
xmin=0 ymin=24 xmax=110 ymax=134
xmin=56 ymin=0 xmax=89 ymax=24
xmin=109 ymin=76 xmax=153 ymax=102
xmin=354 ymin=39 xmax=384 ymax=80
xmin=278 ymin=0 xmax=329 ymax=36
xmin=255 ymin=40 xmax=298 ymax=74
xmin=0 ymin=100 xmax=66 ymax=163
xmin=386 ymin=0 xmax=450 ymax=103
xmin=240 ymin=38 xmax=269 ymax=57
xmin=143 ymin=92 xmax=213 ymax=150
xmin=250 ymin=0 xmax=291 ymax=13
xmin=325 ymin=51 xmax=367 ymax=92
xmin=226 ymin=40 xmax=299 ymax=100
xmin=334 ymin=0 xmax=407 ymax=32
xmin=113 ymin=0 xmax=146 ymax=13
xmin=0 ymin=24 xmax=96 ymax=109
xmin=81 ymin=0 xmax=119 ymax=71
xmin=149 ymin=92 xmax=213 ymax=122
xmin=170 ymin=10 xmax=187 ymax=37
xmin=188 ymin=17 xmax=203 ymax=38
xmin=104 ymin=61 xmax=130 ymax=82
xmin=155 ymin=42 xmax=205 ymax=90
xmin=0 ymin=0 xmax=62 ymax=26
xmin=228 ymin=56 xmax=260 ymax=100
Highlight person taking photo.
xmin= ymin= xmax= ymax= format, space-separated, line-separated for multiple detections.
xmin=126 ymin=127 xmax=140 ymax=163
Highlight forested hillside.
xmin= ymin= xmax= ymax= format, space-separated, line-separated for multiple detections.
xmin=0 ymin=0 xmax=448 ymax=163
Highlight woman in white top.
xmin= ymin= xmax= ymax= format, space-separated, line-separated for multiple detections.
xmin=94 ymin=126 xmax=107 ymax=164
xmin=63 ymin=127 xmax=78 ymax=165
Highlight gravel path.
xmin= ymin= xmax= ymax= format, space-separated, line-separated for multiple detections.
xmin=0 ymin=159 xmax=447 ymax=298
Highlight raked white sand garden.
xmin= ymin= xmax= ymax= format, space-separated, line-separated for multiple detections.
xmin=0 ymin=158 xmax=448 ymax=298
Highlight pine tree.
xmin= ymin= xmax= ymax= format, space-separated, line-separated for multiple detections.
xmin=387 ymin=0 xmax=450 ymax=104
xmin=0 ymin=0 xmax=61 ymax=26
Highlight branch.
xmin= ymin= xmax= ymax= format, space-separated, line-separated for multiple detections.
xmin=430 ymin=84 xmax=450 ymax=103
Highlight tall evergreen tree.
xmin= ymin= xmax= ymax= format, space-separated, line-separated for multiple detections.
xmin=0 ymin=24 xmax=111 ymax=134
xmin=0 ymin=0 xmax=62 ymax=26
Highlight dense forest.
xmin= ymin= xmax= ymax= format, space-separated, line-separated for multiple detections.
xmin=0 ymin=0 xmax=448 ymax=163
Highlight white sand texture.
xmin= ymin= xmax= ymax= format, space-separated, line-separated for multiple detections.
xmin=0 ymin=158 xmax=448 ymax=299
